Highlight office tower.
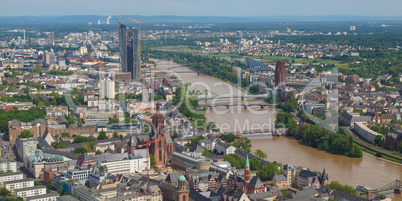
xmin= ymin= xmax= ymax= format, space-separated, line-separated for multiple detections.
xmin=119 ymin=24 xmax=141 ymax=80
xmin=275 ymin=60 xmax=286 ymax=87
xmin=99 ymin=79 xmax=115 ymax=100
xmin=44 ymin=52 xmax=56 ymax=65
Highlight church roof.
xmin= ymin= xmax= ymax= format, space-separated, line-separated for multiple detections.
xmin=248 ymin=176 xmax=265 ymax=188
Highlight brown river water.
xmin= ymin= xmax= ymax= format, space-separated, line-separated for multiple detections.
xmin=154 ymin=60 xmax=402 ymax=200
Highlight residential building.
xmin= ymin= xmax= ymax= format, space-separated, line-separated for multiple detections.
xmin=3 ymin=178 xmax=35 ymax=193
xmin=26 ymin=192 xmax=60 ymax=201
xmin=14 ymin=185 xmax=46 ymax=198
xmin=0 ymin=161 xmax=17 ymax=172
xmin=215 ymin=142 xmax=236 ymax=155
xmin=339 ymin=111 xmax=371 ymax=127
xmin=0 ymin=172 xmax=24 ymax=183
xmin=46 ymin=106 xmax=69 ymax=117
xmin=354 ymin=122 xmax=383 ymax=144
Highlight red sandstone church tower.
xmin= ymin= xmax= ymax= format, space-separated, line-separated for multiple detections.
xmin=244 ymin=155 xmax=250 ymax=184
xmin=275 ymin=60 xmax=286 ymax=87
xmin=149 ymin=102 xmax=168 ymax=167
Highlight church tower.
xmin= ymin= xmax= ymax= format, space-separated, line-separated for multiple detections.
xmin=244 ymin=155 xmax=250 ymax=184
xmin=149 ymin=102 xmax=168 ymax=167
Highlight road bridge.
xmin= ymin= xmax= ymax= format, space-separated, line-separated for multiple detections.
xmin=362 ymin=180 xmax=401 ymax=194
xmin=198 ymin=99 xmax=276 ymax=109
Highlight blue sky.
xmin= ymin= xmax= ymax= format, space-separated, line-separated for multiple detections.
xmin=2 ymin=0 xmax=401 ymax=16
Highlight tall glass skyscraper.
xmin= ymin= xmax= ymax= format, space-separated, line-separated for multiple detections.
xmin=119 ymin=24 xmax=141 ymax=80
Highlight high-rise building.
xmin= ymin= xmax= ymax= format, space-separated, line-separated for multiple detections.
xmin=99 ymin=79 xmax=115 ymax=100
xmin=275 ymin=60 xmax=286 ymax=87
xmin=350 ymin=26 xmax=356 ymax=31
xmin=15 ymin=138 xmax=36 ymax=162
xmin=44 ymin=52 xmax=56 ymax=65
xmin=119 ymin=24 xmax=141 ymax=80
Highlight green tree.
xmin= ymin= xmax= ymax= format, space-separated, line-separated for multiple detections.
xmin=233 ymin=137 xmax=251 ymax=152
xmin=327 ymin=181 xmax=358 ymax=196
xmin=61 ymin=132 xmax=70 ymax=137
xmin=0 ymin=188 xmax=11 ymax=198
xmin=108 ymin=117 xmax=119 ymax=124
xmin=221 ymin=133 xmax=236 ymax=143
xmin=34 ymin=180 xmax=39 ymax=186
xmin=112 ymin=132 xmax=119 ymax=138
xmin=36 ymin=144 xmax=42 ymax=149
xmin=150 ymin=154 xmax=156 ymax=167
xmin=73 ymin=136 xmax=95 ymax=143
xmin=256 ymin=161 xmax=283 ymax=181
xmin=74 ymin=148 xmax=87 ymax=154
xmin=254 ymin=149 xmax=267 ymax=160
xmin=51 ymin=142 xmax=66 ymax=149
xmin=37 ymin=102 xmax=45 ymax=107
xmin=46 ymin=181 xmax=52 ymax=190
xmin=99 ymin=165 xmax=108 ymax=173
xmin=98 ymin=131 xmax=108 ymax=140
xmin=398 ymin=143 xmax=402 ymax=153
xmin=202 ymin=148 xmax=212 ymax=157
xmin=17 ymin=130 xmax=33 ymax=139
xmin=374 ymin=135 xmax=384 ymax=146
xmin=95 ymin=150 xmax=102 ymax=155
xmin=249 ymin=158 xmax=261 ymax=171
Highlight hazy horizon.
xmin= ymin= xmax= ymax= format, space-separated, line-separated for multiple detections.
xmin=2 ymin=0 xmax=401 ymax=16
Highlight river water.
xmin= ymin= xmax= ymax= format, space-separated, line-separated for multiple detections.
xmin=154 ymin=60 xmax=402 ymax=200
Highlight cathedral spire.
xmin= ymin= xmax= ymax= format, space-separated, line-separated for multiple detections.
xmin=156 ymin=101 xmax=160 ymax=111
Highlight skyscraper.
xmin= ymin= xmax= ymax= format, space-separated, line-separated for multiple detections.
xmin=119 ymin=24 xmax=141 ymax=80
xmin=275 ymin=60 xmax=286 ymax=87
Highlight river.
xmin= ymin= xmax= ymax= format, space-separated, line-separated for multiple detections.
xmin=154 ymin=60 xmax=402 ymax=200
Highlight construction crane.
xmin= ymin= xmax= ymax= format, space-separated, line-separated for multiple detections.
xmin=128 ymin=17 xmax=142 ymax=68
xmin=136 ymin=133 xmax=174 ymax=178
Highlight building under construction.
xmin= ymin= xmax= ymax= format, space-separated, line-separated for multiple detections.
xmin=119 ymin=24 xmax=141 ymax=80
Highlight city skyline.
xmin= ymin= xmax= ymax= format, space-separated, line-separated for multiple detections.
xmin=1 ymin=0 xmax=402 ymax=16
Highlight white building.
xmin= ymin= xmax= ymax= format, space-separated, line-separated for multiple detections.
xmin=95 ymin=150 xmax=149 ymax=175
xmin=14 ymin=185 xmax=46 ymax=198
xmin=0 ymin=161 xmax=17 ymax=172
xmin=99 ymin=79 xmax=115 ymax=100
xmin=68 ymin=167 xmax=91 ymax=181
xmin=3 ymin=178 xmax=35 ymax=193
xmin=0 ymin=172 xmax=24 ymax=183
xmin=26 ymin=192 xmax=60 ymax=201
xmin=215 ymin=142 xmax=237 ymax=155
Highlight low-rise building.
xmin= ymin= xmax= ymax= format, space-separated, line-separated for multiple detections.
xmin=26 ymin=192 xmax=60 ymax=201
xmin=3 ymin=178 xmax=35 ymax=193
xmin=0 ymin=172 xmax=24 ymax=183
xmin=0 ymin=160 xmax=17 ymax=172
xmin=14 ymin=185 xmax=46 ymax=199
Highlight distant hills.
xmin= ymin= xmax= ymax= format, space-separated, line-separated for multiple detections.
xmin=0 ymin=15 xmax=402 ymax=25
